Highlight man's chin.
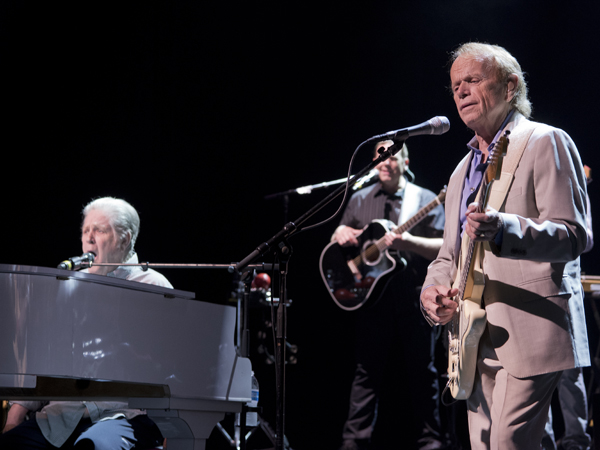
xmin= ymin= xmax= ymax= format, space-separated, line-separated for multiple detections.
xmin=87 ymin=265 xmax=110 ymax=276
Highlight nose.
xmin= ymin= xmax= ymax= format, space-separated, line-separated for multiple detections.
xmin=456 ymin=81 xmax=469 ymax=99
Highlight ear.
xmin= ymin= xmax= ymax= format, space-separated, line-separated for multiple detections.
xmin=506 ymin=74 xmax=518 ymax=102
xmin=121 ymin=231 xmax=132 ymax=250
xmin=405 ymin=158 xmax=410 ymax=167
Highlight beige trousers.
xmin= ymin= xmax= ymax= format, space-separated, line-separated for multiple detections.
xmin=466 ymin=328 xmax=563 ymax=450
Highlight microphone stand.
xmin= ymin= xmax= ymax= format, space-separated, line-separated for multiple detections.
xmin=264 ymin=174 xmax=375 ymax=225
xmin=264 ymin=172 xmax=379 ymax=200
xmin=234 ymin=140 xmax=405 ymax=450
xmin=264 ymin=177 xmax=349 ymax=199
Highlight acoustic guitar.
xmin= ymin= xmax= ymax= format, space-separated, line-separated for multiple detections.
xmin=320 ymin=187 xmax=446 ymax=311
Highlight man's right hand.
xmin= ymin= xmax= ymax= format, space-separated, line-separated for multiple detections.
xmin=420 ymin=285 xmax=458 ymax=325
xmin=333 ymin=226 xmax=362 ymax=247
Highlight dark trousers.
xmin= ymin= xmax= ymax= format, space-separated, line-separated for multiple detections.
xmin=0 ymin=415 xmax=163 ymax=450
xmin=342 ymin=276 xmax=442 ymax=449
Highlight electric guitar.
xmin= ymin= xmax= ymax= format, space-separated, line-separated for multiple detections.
xmin=447 ymin=131 xmax=509 ymax=400
xmin=320 ymin=187 xmax=446 ymax=311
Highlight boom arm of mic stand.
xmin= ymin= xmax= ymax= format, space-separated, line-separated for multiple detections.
xmin=264 ymin=177 xmax=349 ymax=199
xmin=88 ymin=262 xmax=280 ymax=272
xmin=234 ymin=141 xmax=403 ymax=273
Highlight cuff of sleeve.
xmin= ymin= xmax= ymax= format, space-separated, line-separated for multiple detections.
xmin=420 ymin=285 xmax=438 ymax=327
xmin=492 ymin=213 xmax=522 ymax=256
xmin=488 ymin=214 xmax=506 ymax=255
xmin=422 ymin=310 xmax=437 ymax=327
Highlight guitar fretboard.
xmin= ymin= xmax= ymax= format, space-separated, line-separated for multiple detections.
xmin=351 ymin=190 xmax=446 ymax=267
xmin=451 ymin=133 xmax=507 ymax=332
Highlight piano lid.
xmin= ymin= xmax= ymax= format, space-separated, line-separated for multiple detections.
xmin=0 ymin=264 xmax=252 ymax=403
xmin=0 ymin=264 xmax=195 ymax=299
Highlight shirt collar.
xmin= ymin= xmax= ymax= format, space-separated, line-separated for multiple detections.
xmin=466 ymin=109 xmax=516 ymax=154
xmin=107 ymin=252 xmax=139 ymax=280
xmin=375 ymin=179 xmax=407 ymax=199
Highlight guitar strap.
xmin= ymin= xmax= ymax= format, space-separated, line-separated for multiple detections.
xmin=461 ymin=120 xmax=538 ymax=306
xmin=483 ymin=120 xmax=539 ymax=250
xmin=399 ymin=182 xmax=420 ymax=225
xmin=487 ymin=121 xmax=539 ymax=211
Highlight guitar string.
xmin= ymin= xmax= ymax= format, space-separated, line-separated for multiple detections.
xmin=351 ymin=195 xmax=444 ymax=267
xmin=448 ymin=135 xmax=507 ymax=391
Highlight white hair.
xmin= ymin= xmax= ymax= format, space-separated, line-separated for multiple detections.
xmin=82 ymin=197 xmax=140 ymax=260
xmin=449 ymin=42 xmax=532 ymax=119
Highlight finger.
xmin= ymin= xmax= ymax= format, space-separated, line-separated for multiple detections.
xmin=435 ymin=296 xmax=456 ymax=312
xmin=465 ymin=226 xmax=479 ymax=241
xmin=434 ymin=293 xmax=453 ymax=309
xmin=430 ymin=306 xmax=456 ymax=325
xmin=445 ymin=287 xmax=458 ymax=298
xmin=467 ymin=213 xmax=488 ymax=227
xmin=438 ymin=301 xmax=458 ymax=317
xmin=466 ymin=222 xmax=489 ymax=240
xmin=466 ymin=202 xmax=479 ymax=213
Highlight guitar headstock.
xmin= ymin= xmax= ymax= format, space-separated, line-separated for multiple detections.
xmin=585 ymin=165 xmax=592 ymax=186
xmin=438 ymin=186 xmax=447 ymax=203
xmin=486 ymin=130 xmax=509 ymax=183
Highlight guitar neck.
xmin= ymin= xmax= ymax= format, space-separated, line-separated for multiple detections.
xmin=388 ymin=193 xmax=444 ymax=237
xmin=455 ymin=177 xmax=490 ymax=299
xmin=457 ymin=239 xmax=476 ymax=300
xmin=354 ymin=188 xmax=446 ymax=267
xmin=454 ymin=131 xmax=509 ymax=302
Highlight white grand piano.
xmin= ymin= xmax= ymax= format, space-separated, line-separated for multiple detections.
xmin=0 ymin=264 xmax=252 ymax=450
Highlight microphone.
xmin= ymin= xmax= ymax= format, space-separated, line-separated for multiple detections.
xmin=369 ymin=116 xmax=450 ymax=142
xmin=57 ymin=252 xmax=96 ymax=270
xmin=352 ymin=169 xmax=379 ymax=191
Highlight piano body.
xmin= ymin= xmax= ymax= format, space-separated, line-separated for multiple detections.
xmin=0 ymin=264 xmax=252 ymax=450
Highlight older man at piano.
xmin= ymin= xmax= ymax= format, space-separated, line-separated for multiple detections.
xmin=1 ymin=197 xmax=170 ymax=449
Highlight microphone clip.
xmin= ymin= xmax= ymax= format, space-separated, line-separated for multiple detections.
xmin=375 ymin=139 xmax=405 ymax=162
xmin=57 ymin=252 xmax=96 ymax=271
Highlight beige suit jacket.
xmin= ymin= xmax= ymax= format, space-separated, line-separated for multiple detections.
xmin=424 ymin=112 xmax=590 ymax=378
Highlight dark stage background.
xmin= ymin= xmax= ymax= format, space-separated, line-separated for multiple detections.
xmin=2 ymin=2 xmax=600 ymax=449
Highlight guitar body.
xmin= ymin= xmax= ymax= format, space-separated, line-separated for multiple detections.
xmin=446 ymin=131 xmax=509 ymax=400
xmin=320 ymin=220 xmax=407 ymax=311
xmin=447 ymin=238 xmax=487 ymax=399
xmin=448 ymin=301 xmax=487 ymax=399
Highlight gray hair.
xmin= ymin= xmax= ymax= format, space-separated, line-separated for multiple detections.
xmin=449 ymin=42 xmax=532 ymax=119
xmin=82 ymin=197 xmax=140 ymax=261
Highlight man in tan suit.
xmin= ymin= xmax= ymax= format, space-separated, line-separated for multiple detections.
xmin=420 ymin=43 xmax=590 ymax=449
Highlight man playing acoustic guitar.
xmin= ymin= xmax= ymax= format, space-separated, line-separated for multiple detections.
xmin=420 ymin=43 xmax=590 ymax=450
xmin=334 ymin=141 xmax=445 ymax=450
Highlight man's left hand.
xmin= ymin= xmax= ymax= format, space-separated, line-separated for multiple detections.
xmin=384 ymin=231 xmax=413 ymax=251
xmin=465 ymin=203 xmax=503 ymax=242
